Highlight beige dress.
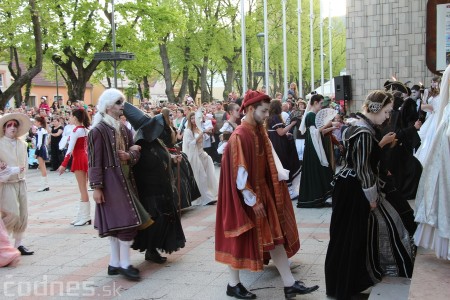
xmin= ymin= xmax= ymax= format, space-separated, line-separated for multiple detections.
xmin=0 ymin=136 xmax=29 ymax=235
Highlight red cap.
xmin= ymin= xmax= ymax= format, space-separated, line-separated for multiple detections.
xmin=239 ymin=90 xmax=271 ymax=113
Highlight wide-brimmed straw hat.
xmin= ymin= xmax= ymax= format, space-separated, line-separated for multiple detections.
xmin=0 ymin=113 xmax=32 ymax=138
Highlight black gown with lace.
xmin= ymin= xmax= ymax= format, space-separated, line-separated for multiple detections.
xmin=325 ymin=114 xmax=414 ymax=300
xmin=159 ymin=126 xmax=201 ymax=209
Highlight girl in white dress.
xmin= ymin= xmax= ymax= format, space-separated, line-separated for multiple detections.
xmin=415 ymin=76 xmax=441 ymax=164
xmin=217 ymin=103 xmax=240 ymax=154
xmin=182 ymin=112 xmax=218 ymax=205
xmin=414 ymin=65 xmax=450 ymax=260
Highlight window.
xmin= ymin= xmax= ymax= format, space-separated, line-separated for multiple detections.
xmin=29 ymin=96 xmax=36 ymax=108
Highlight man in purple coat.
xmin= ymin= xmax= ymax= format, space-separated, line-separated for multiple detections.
xmin=88 ymin=88 xmax=152 ymax=281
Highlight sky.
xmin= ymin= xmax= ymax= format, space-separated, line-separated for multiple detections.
xmin=322 ymin=0 xmax=347 ymax=18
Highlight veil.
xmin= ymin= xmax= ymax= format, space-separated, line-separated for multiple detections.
xmin=299 ymin=102 xmax=311 ymax=134
xmin=436 ymin=64 xmax=450 ymax=125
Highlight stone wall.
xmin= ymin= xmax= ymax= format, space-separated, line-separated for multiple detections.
xmin=346 ymin=0 xmax=434 ymax=112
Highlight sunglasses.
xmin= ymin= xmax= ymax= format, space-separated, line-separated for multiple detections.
xmin=6 ymin=122 xmax=19 ymax=128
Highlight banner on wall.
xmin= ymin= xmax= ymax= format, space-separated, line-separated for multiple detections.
xmin=436 ymin=3 xmax=450 ymax=71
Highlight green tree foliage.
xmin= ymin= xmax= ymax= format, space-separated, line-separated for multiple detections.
xmin=0 ymin=0 xmax=43 ymax=109
xmin=0 ymin=0 xmax=346 ymax=106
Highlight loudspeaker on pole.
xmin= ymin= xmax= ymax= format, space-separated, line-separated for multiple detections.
xmin=334 ymin=75 xmax=352 ymax=100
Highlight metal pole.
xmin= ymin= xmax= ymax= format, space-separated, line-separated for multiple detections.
xmin=111 ymin=0 xmax=117 ymax=88
xmin=264 ymin=0 xmax=269 ymax=94
xmin=309 ymin=0 xmax=314 ymax=91
xmin=328 ymin=0 xmax=333 ymax=85
xmin=297 ymin=0 xmax=303 ymax=98
xmin=55 ymin=64 xmax=59 ymax=102
xmin=282 ymin=0 xmax=288 ymax=99
xmin=319 ymin=0 xmax=325 ymax=95
xmin=240 ymin=0 xmax=247 ymax=93
xmin=257 ymin=33 xmax=265 ymax=87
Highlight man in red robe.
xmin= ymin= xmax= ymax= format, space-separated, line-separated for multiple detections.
xmin=215 ymin=90 xmax=319 ymax=299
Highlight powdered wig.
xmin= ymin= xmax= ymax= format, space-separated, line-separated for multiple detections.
xmin=92 ymin=88 xmax=125 ymax=128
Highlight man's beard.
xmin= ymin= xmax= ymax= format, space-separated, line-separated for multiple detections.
xmin=253 ymin=111 xmax=265 ymax=125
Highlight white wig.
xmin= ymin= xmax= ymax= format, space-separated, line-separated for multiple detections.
xmin=92 ymin=88 xmax=125 ymax=128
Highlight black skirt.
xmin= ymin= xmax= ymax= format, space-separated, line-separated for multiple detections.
xmin=325 ymin=173 xmax=414 ymax=300
xmin=131 ymin=194 xmax=186 ymax=254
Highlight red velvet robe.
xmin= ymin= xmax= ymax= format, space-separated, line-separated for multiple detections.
xmin=215 ymin=121 xmax=300 ymax=272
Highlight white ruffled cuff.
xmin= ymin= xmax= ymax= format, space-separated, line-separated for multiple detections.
xmin=363 ymin=184 xmax=378 ymax=203
xmin=242 ymin=189 xmax=257 ymax=206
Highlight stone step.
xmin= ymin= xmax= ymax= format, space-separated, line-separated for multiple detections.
xmin=408 ymin=247 xmax=450 ymax=300
xmin=368 ymin=277 xmax=411 ymax=300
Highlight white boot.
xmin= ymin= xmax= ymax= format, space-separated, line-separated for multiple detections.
xmin=37 ymin=176 xmax=50 ymax=192
xmin=70 ymin=202 xmax=82 ymax=225
xmin=74 ymin=202 xmax=91 ymax=226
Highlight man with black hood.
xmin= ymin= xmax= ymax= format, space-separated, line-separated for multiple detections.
xmin=382 ymin=81 xmax=423 ymax=201
xmin=123 ymin=103 xmax=186 ymax=264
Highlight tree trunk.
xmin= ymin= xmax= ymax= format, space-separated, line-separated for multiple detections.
xmin=223 ymin=58 xmax=234 ymax=99
xmin=272 ymin=67 xmax=278 ymax=94
xmin=159 ymin=39 xmax=176 ymax=102
xmin=24 ymin=81 xmax=32 ymax=106
xmin=137 ymin=83 xmax=143 ymax=101
xmin=200 ymin=56 xmax=209 ymax=102
xmin=177 ymin=45 xmax=190 ymax=100
xmin=188 ymin=67 xmax=200 ymax=102
xmin=0 ymin=0 xmax=43 ymax=110
xmin=235 ymin=70 xmax=243 ymax=96
xmin=142 ymin=76 xmax=150 ymax=99
xmin=278 ymin=64 xmax=283 ymax=95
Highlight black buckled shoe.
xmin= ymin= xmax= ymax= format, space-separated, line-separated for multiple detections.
xmin=284 ymin=281 xmax=319 ymax=299
xmin=118 ymin=265 xmax=140 ymax=281
xmin=226 ymin=283 xmax=257 ymax=299
xmin=17 ymin=245 xmax=34 ymax=255
xmin=145 ymin=249 xmax=167 ymax=264
xmin=107 ymin=265 xmax=120 ymax=275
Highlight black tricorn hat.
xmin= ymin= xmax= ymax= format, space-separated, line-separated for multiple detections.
xmin=383 ymin=80 xmax=408 ymax=94
xmin=123 ymin=102 xmax=164 ymax=143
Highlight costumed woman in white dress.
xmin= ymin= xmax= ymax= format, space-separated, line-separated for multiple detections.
xmin=414 ymin=64 xmax=450 ymax=260
xmin=182 ymin=112 xmax=218 ymax=205
xmin=415 ymin=76 xmax=441 ymax=164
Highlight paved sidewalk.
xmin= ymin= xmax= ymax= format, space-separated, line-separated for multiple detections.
xmin=1 ymin=167 xmax=333 ymax=299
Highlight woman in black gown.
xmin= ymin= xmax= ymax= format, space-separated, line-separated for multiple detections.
xmin=159 ymin=108 xmax=201 ymax=209
xmin=124 ymin=103 xmax=186 ymax=263
xmin=266 ymin=100 xmax=300 ymax=199
xmin=325 ymin=91 xmax=415 ymax=300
